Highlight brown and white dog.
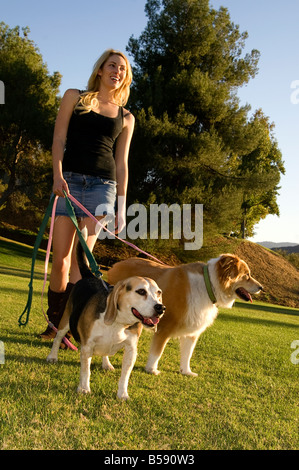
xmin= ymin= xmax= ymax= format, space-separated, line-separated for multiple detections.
xmin=47 ymin=233 xmax=165 ymax=400
xmin=108 ymin=254 xmax=263 ymax=377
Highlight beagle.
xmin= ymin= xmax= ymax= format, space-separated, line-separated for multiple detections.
xmin=46 ymin=234 xmax=165 ymax=400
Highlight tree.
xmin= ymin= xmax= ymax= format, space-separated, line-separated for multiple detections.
xmin=126 ymin=0 xmax=284 ymax=238
xmin=0 ymin=22 xmax=61 ymax=215
xmin=235 ymin=110 xmax=285 ymax=237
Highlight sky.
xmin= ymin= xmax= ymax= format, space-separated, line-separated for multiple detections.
xmin=1 ymin=0 xmax=299 ymax=244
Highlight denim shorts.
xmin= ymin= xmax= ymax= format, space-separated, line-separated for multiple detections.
xmin=55 ymin=172 xmax=117 ymax=218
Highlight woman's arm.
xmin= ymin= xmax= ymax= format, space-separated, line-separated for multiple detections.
xmin=52 ymin=89 xmax=79 ymax=197
xmin=114 ymin=111 xmax=135 ymax=233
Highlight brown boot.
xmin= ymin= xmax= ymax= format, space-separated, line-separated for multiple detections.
xmin=57 ymin=282 xmax=75 ymax=349
xmin=40 ymin=283 xmax=75 ymax=340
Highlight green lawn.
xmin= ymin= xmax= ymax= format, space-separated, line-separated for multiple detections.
xmin=0 ymin=237 xmax=298 ymax=450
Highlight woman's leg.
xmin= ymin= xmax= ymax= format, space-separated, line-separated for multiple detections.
xmin=69 ymin=216 xmax=106 ymax=284
xmin=40 ymin=216 xmax=77 ymax=340
xmin=50 ymin=216 xmax=77 ymax=292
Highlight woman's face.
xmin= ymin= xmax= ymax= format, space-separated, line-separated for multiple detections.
xmin=98 ymin=54 xmax=127 ymax=90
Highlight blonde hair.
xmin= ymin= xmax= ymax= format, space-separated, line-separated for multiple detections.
xmin=75 ymin=49 xmax=132 ymax=114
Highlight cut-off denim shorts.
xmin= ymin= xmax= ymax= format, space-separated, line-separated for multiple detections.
xmin=54 ymin=172 xmax=117 ymax=219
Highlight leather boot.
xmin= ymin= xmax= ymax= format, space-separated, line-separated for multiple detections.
xmin=40 ymin=282 xmax=75 ymax=340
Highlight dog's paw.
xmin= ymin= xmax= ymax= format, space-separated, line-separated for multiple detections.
xmin=103 ymin=363 xmax=115 ymax=371
xmin=180 ymin=369 xmax=198 ymax=377
xmin=77 ymin=386 xmax=91 ymax=394
xmin=117 ymin=392 xmax=130 ymax=401
xmin=46 ymin=355 xmax=58 ymax=364
xmin=145 ymin=367 xmax=161 ymax=375
xmin=102 ymin=356 xmax=115 ymax=371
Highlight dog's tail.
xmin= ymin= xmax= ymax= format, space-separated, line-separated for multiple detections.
xmin=76 ymin=227 xmax=94 ymax=279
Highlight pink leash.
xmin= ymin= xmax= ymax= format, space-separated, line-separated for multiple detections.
xmin=42 ymin=195 xmax=77 ymax=351
xmin=67 ymin=192 xmax=166 ymax=265
xmin=42 ymin=193 xmax=166 ymax=351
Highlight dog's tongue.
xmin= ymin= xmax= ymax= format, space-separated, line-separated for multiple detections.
xmin=143 ymin=316 xmax=160 ymax=326
xmin=236 ymin=287 xmax=252 ymax=303
xmin=131 ymin=308 xmax=160 ymax=326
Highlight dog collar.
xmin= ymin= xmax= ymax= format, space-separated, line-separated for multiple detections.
xmin=203 ymin=265 xmax=217 ymax=304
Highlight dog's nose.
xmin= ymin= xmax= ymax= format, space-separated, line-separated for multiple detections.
xmin=154 ymin=304 xmax=166 ymax=316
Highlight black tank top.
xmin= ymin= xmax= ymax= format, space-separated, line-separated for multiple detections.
xmin=62 ymin=105 xmax=123 ymax=181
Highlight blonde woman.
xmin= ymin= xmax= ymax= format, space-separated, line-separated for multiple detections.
xmin=40 ymin=50 xmax=135 ymax=342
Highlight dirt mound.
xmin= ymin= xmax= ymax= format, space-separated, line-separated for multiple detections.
xmin=92 ymin=239 xmax=181 ymax=269
xmin=234 ymin=241 xmax=299 ymax=308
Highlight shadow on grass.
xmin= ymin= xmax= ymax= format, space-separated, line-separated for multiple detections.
xmin=0 ymin=237 xmax=47 ymax=260
xmin=0 ymin=266 xmax=45 ymax=280
xmin=0 ymin=329 xmax=78 ymax=361
xmin=220 ymin=312 xmax=299 ymax=329
xmin=234 ymin=301 xmax=299 ymax=317
xmin=4 ymin=352 xmax=80 ymax=368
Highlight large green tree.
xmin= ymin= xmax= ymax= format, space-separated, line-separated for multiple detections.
xmin=0 ymin=22 xmax=61 ymax=218
xmin=126 ymin=0 xmax=284 ymax=238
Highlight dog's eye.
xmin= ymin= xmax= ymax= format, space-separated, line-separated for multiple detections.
xmin=136 ymin=289 xmax=146 ymax=296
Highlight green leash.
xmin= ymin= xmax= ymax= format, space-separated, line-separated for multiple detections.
xmin=18 ymin=195 xmax=56 ymax=327
xmin=63 ymin=191 xmax=104 ymax=280
xmin=18 ymin=193 xmax=105 ymax=327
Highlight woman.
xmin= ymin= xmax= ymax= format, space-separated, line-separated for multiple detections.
xmin=40 ymin=49 xmax=135 ymax=341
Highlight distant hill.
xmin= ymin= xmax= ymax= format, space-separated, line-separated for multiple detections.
xmin=257 ymin=241 xmax=299 ymax=254
xmin=258 ymin=241 xmax=299 ymax=249
xmin=273 ymin=245 xmax=299 ymax=254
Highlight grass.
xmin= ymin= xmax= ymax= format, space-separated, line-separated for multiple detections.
xmin=0 ymin=237 xmax=299 ymax=450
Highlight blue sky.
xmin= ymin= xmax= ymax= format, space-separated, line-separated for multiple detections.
xmin=1 ymin=0 xmax=299 ymax=244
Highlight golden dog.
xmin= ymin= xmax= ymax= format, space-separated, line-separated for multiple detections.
xmin=108 ymin=254 xmax=263 ymax=376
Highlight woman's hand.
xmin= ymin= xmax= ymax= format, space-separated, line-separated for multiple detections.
xmin=53 ymin=175 xmax=69 ymax=198
xmin=114 ymin=210 xmax=126 ymax=235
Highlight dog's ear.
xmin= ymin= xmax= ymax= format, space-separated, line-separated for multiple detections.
xmin=104 ymin=281 xmax=125 ymax=325
xmin=218 ymin=254 xmax=240 ymax=284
